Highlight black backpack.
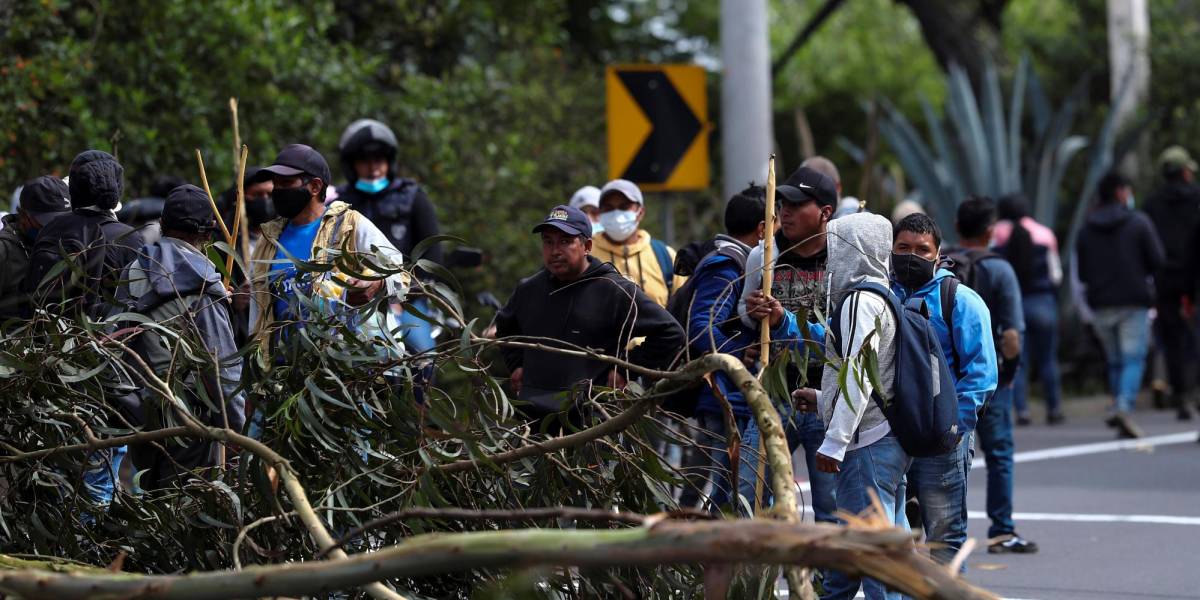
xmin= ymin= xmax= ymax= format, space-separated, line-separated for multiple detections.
xmin=941 ymin=248 xmax=1019 ymax=386
xmin=830 ymin=282 xmax=960 ymax=457
xmin=27 ymin=212 xmax=142 ymax=312
xmin=660 ymin=243 xmax=749 ymax=416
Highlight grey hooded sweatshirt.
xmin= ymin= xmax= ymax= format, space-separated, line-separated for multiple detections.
xmin=817 ymin=213 xmax=898 ymax=462
xmin=117 ymin=237 xmax=245 ymax=487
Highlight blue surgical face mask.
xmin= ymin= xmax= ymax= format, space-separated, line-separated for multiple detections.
xmin=1126 ymin=194 xmax=1136 ymax=210
xmin=591 ymin=220 xmax=605 ymax=235
xmin=355 ymin=177 xmax=389 ymax=194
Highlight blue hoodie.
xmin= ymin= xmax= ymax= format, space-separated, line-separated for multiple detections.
xmin=892 ymin=268 xmax=997 ymax=432
xmin=689 ymin=240 xmax=811 ymax=417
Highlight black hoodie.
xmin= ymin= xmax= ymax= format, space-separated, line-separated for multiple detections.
xmin=1076 ymin=203 xmax=1166 ymax=308
xmin=493 ymin=256 xmax=685 ymax=411
xmin=1143 ymin=180 xmax=1200 ymax=293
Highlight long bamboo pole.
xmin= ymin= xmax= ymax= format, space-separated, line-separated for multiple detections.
xmin=195 ymin=149 xmax=236 ymax=287
xmin=230 ymin=98 xmax=251 ymax=262
xmin=754 ymin=154 xmax=776 ymax=512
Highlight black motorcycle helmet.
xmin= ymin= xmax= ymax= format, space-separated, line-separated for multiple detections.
xmin=338 ymin=119 xmax=399 ymax=184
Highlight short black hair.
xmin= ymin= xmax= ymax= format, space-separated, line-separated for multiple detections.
xmin=895 ymin=212 xmax=942 ymax=249
xmin=725 ymin=184 xmax=766 ymax=236
xmin=956 ymin=195 xmax=997 ymax=239
xmin=1097 ymin=171 xmax=1130 ymax=204
xmin=996 ymin=193 xmax=1029 ymax=221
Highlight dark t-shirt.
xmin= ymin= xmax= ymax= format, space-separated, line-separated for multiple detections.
xmin=771 ymin=231 xmax=827 ymax=388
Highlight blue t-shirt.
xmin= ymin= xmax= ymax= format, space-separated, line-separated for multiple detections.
xmin=271 ymin=216 xmax=322 ymax=325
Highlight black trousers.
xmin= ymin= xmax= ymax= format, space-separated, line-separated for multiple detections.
xmin=1155 ymin=292 xmax=1195 ymax=401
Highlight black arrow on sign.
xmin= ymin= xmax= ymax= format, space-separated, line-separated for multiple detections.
xmin=616 ymin=70 xmax=702 ymax=184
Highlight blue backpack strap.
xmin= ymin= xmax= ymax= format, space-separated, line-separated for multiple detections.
xmin=650 ymin=238 xmax=674 ymax=293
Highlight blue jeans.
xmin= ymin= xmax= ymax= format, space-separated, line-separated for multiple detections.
xmin=682 ymin=411 xmax=750 ymax=508
xmin=821 ymin=434 xmax=911 ymax=600
xmin=1093 ymin=307 xmax=1151 ymax=414
xmin=1014 ymin=292 xmax=1062 ymax=417
xmin=82 ymin=445 xmax=126 ymax=506
xmin=908 ymin=433 xmax=972 ymax=568
xmin=977 ymin=384 xmax=1015 ymax=538
xmin=737 ymin=408 xmax=836 ymax=522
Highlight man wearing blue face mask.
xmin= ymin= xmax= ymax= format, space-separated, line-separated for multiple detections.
xmin=336 ymin=119 xmax=442 ymax=355
xmin=336 ymin=119 xmax=442 ymax=266
xmin=591 ymin=179 xmax=684 ymax=308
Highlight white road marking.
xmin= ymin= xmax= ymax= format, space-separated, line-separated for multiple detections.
xmin=969 ymin=431 xmax=1199 ymax=469
xmin=968 ymin=511 xmax=1200 ymax=526
xmin=795 ymin=431 xmax=1199 ymax=492
xmin=776 ymin=591 xmax=1038 ymax=600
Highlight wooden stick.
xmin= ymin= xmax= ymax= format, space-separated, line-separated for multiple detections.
xmin=195 ymin=149 xmax=233 ymax=243
xmin=230 ymin=99 xmax=251 ymax=262
xmin=760 ymin=153 xmax=777 ymax=369
xmin=229 ymin=98 xmax=240 ymax=178
xmin=229 ymin=144 xmax=248 ymax=278
xmin=754 ymin=154 xmax=777 ymax=513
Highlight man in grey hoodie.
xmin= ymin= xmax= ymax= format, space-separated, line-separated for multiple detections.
xmin=118 ymin=184 xmax=245 ymax=489
xmin=813 ymin=212 xmax=906 ymax=600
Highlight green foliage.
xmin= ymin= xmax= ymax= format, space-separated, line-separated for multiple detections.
xmin=876 ymin=55 xmax=1143 ymax=247
xmin=767 ymin=0 xmax=945 ymax=196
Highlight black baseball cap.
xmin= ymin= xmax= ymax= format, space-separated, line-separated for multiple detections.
xmin=777 ymin=166 xmax=838 ymax=208
xmin=162 ymin=184 xmax=217 ymax=234
xmin=259 ymin=144 xmax=333 ymax=185
xmin=532 ymin=204 xmax=592 ymax=239
xmin=19 ymin=175 xmax=72 ymax=226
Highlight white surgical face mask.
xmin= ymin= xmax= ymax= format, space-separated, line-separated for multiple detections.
xmin=599 ymin=209 xmax=639 ymax=241
xmin=591 ymin=220 xmax=606 ymax=235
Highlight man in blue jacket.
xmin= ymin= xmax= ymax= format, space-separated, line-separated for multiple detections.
xmin=678 ymin=184 xmax=780 ymax=508
xmin=891 ymin=213 xmax=998 ymax=568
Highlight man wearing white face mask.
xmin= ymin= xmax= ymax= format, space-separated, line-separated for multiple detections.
xmin=591 ymin=179 xmax=684 ymax=307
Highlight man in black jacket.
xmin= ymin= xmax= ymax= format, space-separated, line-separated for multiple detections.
xmin=494 ymin=205 xmax=685 ymax=423
xmin=1143 ymin=146 xmax=1200 ymax=420
xmin=28 ymin=150 xmax=146 ymax=316
xmin=1077 ymin=172 xmax=1166 ymax=438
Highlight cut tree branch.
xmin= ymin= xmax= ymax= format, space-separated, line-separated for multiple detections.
xmin=0 ymin=520 xmax=997 ymax=600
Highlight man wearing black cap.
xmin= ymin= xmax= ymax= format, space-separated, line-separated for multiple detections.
xmin=117 ymin=184 xmax=246 ymax=489
xmin=493 ymin=205 xmax=684 ymax=423
xmin=27 ymin=150 xmax=147 ymax=314
xmin=737 ymin=165 xmax=839 ymax=520
xmin=247 ymin=144 xmax=403 ymax=349
xmin=0 ymin=175 xmax=72 ymax=317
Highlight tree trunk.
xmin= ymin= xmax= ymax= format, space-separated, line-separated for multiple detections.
xmin=0 ymin=520 xmax=998 ymax=600
xmin=895 ymin=0 xmax=1007 ymax=90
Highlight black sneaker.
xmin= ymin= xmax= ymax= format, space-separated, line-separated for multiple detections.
xmin=1111 ymin=413 xmax=1144 ymax=439
xmin=989 ymin=534 xmax=1039 ymax=554
xmin=1016 ymin=413 xmax=1033 ymax=426
xmin=1177 ymin=405 xmax=1193 ymax=422
xmin=1047 ymin=412 xmax=1066 ymax=426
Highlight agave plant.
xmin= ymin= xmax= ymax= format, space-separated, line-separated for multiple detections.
xmin=874 ymin=56 xmax=1145 ymax=248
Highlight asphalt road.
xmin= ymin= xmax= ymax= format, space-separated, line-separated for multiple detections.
xmin=961 ymin=401 xmax=1200 ymax=600
xmin=786 ymin=396 xmax=1200 ymax=599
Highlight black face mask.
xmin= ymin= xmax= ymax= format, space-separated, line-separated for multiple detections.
xmin=246 ymin=199 xmax=277 ymax=226
xmin=271 ymin=185 xmax=312 ymax=219
xmin=892 ymin=252 xmax=937 ymax=290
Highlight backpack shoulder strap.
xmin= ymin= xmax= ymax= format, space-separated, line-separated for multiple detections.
xmin=650 ymin=238 xmax=674 ymax=293
xmin=940 ymin=277 xmax=963 ymax=379
xmin=830 ymin=282 xmax=897 ymax=358
xmin=715 ymin=244 xmax=749 ymax=272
